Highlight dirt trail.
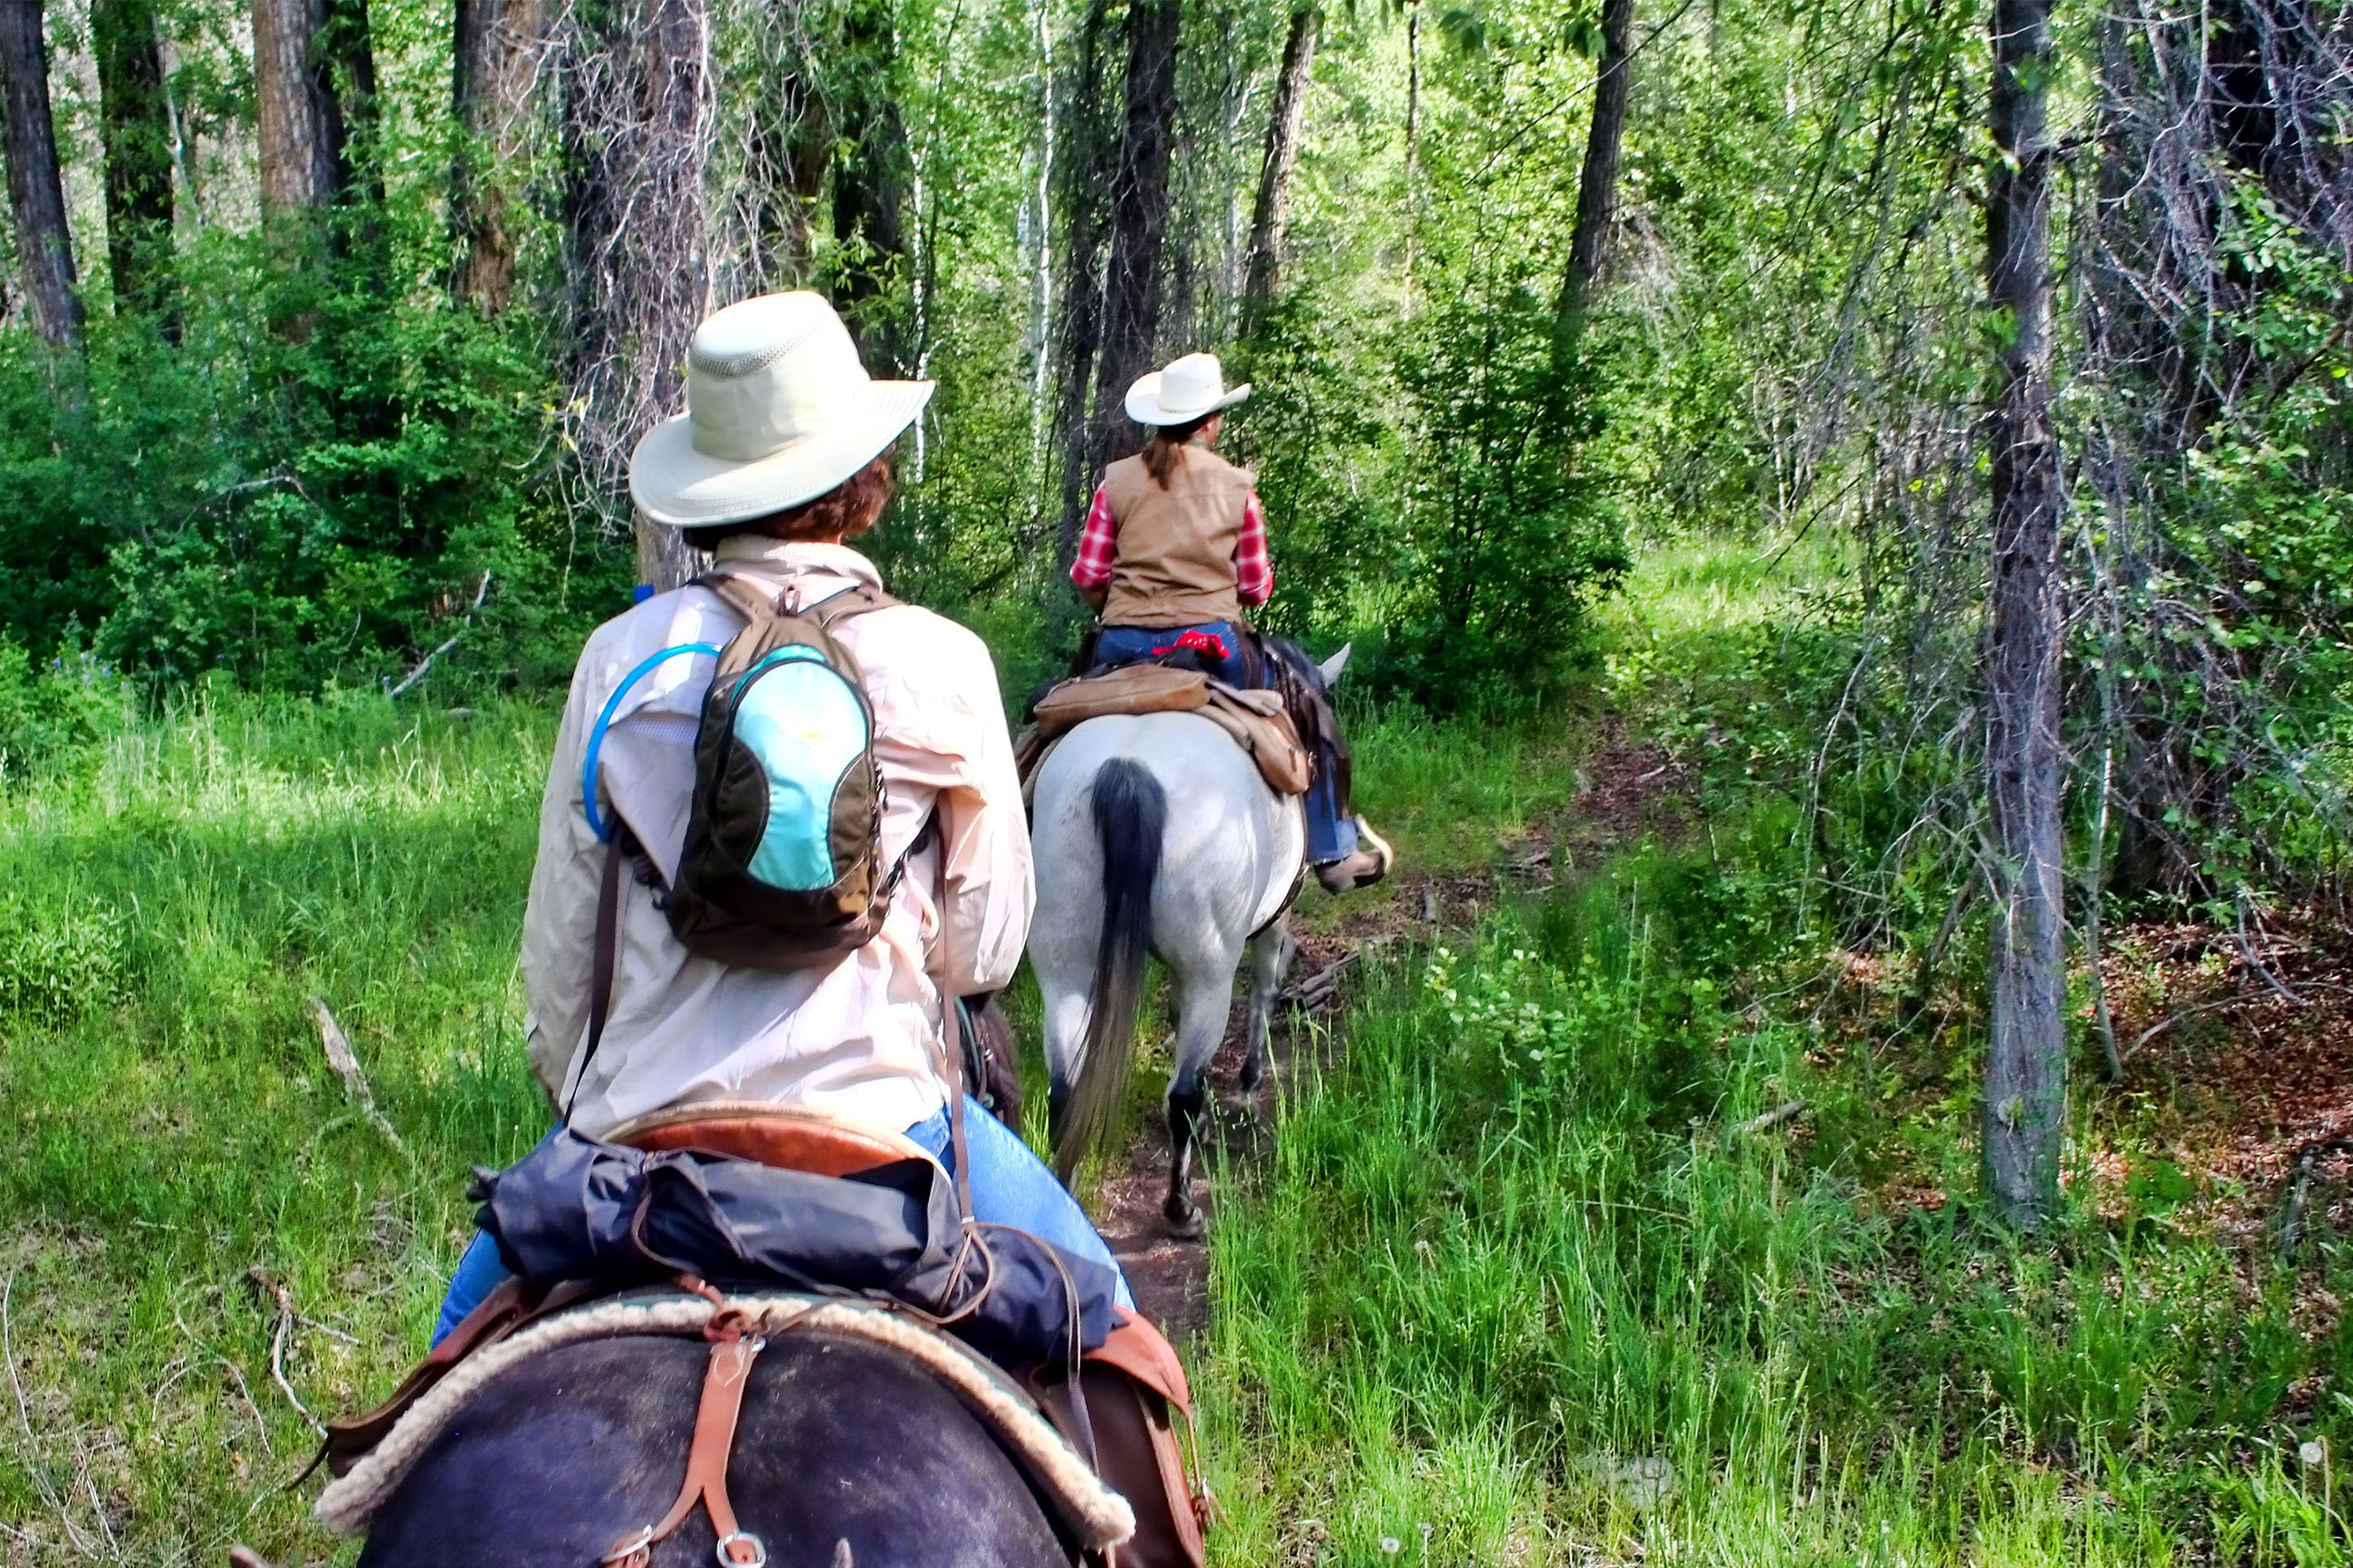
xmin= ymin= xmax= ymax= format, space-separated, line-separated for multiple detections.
xmin=1093 ymin=729 xmax=1689 ymax=1343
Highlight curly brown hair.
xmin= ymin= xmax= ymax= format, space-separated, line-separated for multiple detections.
xmin=687 ymin=456 xmax=896 ymax=543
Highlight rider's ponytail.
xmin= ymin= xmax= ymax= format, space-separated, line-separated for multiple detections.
xmin=1141 ymin=413 xmax=1214 ymax=489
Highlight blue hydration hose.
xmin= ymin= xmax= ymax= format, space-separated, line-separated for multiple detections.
xmin=581 ymin=643 xmax=723 ymax=844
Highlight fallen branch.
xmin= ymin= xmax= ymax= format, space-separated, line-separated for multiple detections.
xmin=1736 ymin=1099 xmax=1810 ymax=1138
xmin=385 ymin=570 xmax=493 ymax=701
xmin=2123 ymin=989 xmax=2276 ymax=1060
xmin=308 ymin=997 xmax=407 ymax=1154
xmin=2234 ymin=901 xmax=2305 ymax=1007
xmin=248 ymin=1268 xmax=324 ymax=1437
xmin=1281 ymin=949 xmax=1359 ymax=1008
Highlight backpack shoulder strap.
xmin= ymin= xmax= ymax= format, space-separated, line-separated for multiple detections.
xmin=805 ymin=581 xmax=902 ymax=626
xmin=694 ymin=570 xmax=782 ymax=628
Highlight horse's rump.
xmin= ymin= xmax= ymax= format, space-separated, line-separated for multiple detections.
xmin=329 ymin=1293 xmax=1133 ymax=1568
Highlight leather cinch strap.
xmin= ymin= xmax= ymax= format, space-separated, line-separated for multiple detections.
xmin=602 ymin=1333 xmax=771 ymax=1567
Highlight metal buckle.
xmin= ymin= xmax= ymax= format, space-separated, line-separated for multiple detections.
xmin=599 ymin=1526 xmax=654 ymax=1566
xmin=716 ymin=1531 xmax=768 ymax=1566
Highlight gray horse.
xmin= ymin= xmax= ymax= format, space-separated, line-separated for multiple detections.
xmin=1029 ymin=646 xmax=1348 ymax=1236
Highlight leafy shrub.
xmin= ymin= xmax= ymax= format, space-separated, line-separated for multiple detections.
xmin=0 ymin=636 xmax=129 ymax=786
xmin=0 ymin=893 xmax=130 ymax=1023
xmin=1379 ymin=284 xmax=1629 ymax=709
xmin=0 ymin=231 xmax=615 ymax=698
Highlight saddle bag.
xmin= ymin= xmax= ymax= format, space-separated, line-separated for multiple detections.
xmin=468 ymin=1126 xmax=1120 ymax=1367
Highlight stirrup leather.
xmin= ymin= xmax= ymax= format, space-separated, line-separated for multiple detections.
xmin=601 ymin=1332 xmax=771 ymax=1567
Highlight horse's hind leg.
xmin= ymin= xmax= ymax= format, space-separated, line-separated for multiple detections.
xmin=1238 ymin=918 xmax=1294 ymax=1095
xmin=1163 ymin=966 xmax=1238 ymax=1240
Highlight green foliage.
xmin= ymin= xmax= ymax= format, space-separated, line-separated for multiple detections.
xmin=0 ymin=636 xmax=129 ymax=785
xmin=1208 ymin=860 xmax=2351 ymax=1562
xmin=0 ymin=234 xmax=607 ymax=695
xmin=1376 ymin=289 xmax=1628 ymax=706
xmin=1233 ymin=289 xmax=1406 ymax=652
xmin=0 ymin=892 xmax=129 ymax=1023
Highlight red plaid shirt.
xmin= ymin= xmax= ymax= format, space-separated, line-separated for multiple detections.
xmin=1069 ymin=484 xmax=1273 ymax=609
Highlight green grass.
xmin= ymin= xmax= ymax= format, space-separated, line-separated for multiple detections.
xmin=0 ymin=538 xmax=2346 ymax=1563
xmin=1201 ymin=856 xmax=2350 ymax=1566
xmin=0 ymin=693 xmax=555 ymax=1563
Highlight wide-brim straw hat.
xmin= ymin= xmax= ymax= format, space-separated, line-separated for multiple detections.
xmin=629 ymin=292 xmax=934 ymax=530
xmin=1124 ymin=351 xmax=1251 ymax=426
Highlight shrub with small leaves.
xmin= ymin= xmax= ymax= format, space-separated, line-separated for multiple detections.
xmin=0 ymin=895 xmax=130 ymax=1023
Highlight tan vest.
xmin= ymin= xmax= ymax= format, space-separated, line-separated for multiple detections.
xmin=1098 ymin=446 xmax=1255 ymax=629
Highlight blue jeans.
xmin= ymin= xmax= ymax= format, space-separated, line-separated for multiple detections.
xmin=1092 ymin=620 xmax=1359 ymax=865
xmin=431 ymin=1099 xmax=1133 ymax=1344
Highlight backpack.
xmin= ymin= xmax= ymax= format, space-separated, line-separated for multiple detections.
xmin=669 ymin=571 xmax=904 ymax=966
xmin=579 ymin=570 xmax=902 ymax=977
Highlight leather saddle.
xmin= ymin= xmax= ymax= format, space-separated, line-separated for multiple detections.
xmin=318 ymin=1104 xmax=929 ymax=1477
xmin=315 ymin=1105 xmax=1210 ymax=1568
xmin=603 ymin=1099 xmax=937 ymax=1176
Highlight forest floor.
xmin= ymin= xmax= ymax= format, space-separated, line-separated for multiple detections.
xmin=0 ymin=536 xmax=2345 ymax=1565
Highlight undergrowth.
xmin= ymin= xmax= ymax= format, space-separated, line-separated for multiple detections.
xmin=1203 ymin=859 xmax=2351 ymax=1564
xmin=1202 ymin=536 xmax=2351 ymax=1565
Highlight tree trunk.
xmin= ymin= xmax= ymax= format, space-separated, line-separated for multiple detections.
xmin=1052 ymin=0 xmax=1116 ymax=567
xmin=0 ymin=0 xmax=82 ymax=345
xmin=1241 ymin=3 xmax=1316 ymax=323
xmin=560 ymin=0 xmax=712 ymax=591
xmin=320 ymin=0 xmax=379 ymax=205
xmin=1981 ymin=0 xmax=2065 ymax=1229
xmin=94 ymin=0 xmax=176 ymax=314
xmin=1555 ymin=0 xmax=1634 ymax=354
xmin=1083 ymin=0 xmax=1181 ymax=498
xmin=740 ymin=53 xmax=828 ymax=291
xmin=830 ymin=0 xmax=912 ymax=372
xmin=451 ymin=0 xmax=549 ymax=314
xmin=253 ymin=0 xmax=340 ymax=215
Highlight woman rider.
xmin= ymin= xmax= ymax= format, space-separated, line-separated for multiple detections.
xmin=1069 ymin=350 xmax=1390 ymax=893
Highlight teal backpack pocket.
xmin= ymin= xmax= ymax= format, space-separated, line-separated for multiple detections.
xmin=721 ymin=649 xmax=873 ymax=891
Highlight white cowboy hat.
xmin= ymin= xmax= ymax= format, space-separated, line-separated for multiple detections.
xmin=1124 ymin=351 xmax=1251 ymax=426
xmin=628 ymin=292 xmax=934 ymax=530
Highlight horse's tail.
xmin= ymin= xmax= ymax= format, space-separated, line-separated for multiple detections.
xmin=1055 ymin=757 xmax=1164 ymax=1179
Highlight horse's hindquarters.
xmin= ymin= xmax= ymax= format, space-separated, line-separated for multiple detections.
xmin=1030 ymin=712 xmax=1304 ymax=944
xmin=356 ymin=1331 xmax=1072 ymax=1568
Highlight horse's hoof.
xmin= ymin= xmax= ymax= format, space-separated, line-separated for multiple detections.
xmin=1237 ymin=1059 xmax=1265 ymax=1095
xmin=1164 ymin=1198 xmax=1206 ymax=1240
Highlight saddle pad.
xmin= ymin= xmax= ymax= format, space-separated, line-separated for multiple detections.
xmin=313 ymin=1292 xmax=1137 ymax=1551
xmin=1022 ymin=668 xmax=1309 ymax=797
xmin=1031 ymin=664 xmax=1211 ymax=727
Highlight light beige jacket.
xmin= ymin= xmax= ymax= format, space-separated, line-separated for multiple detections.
xmin=521 ymin=538 xmax=1033 ymax=1140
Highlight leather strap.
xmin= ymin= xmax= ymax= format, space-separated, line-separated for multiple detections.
xmin=924 ymin=808 xmax=975 ymax=1227
xmin=603 ymin=1335 xmax=772 ymax=1567
xmin=565 ymin=834 xmax=628 ymax=1123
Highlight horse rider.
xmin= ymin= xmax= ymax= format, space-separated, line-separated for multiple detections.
xmin=1070 ymin=350 xmax=1391 ymax=894
xmin=433 ymin=291 xmax=1133 ymax=1340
